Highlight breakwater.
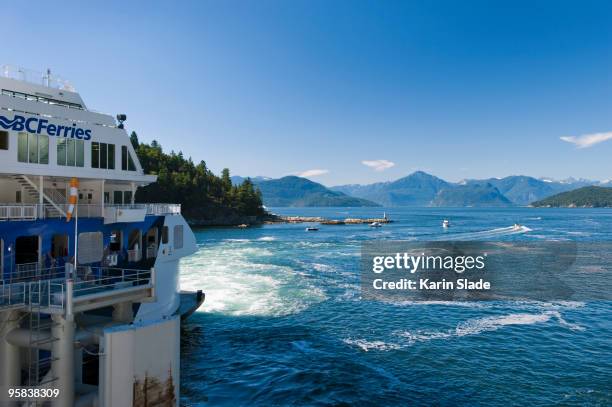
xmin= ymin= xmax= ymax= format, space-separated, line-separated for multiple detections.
xmin=265 ymin=216 xmax=394 ymax=225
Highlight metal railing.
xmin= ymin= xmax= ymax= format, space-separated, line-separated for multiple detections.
xmin=107 ymin=203 xmax=181 ymax=216
xmin=145 ymin=203 xmax=181 ymax=215
xmin=0 ymin=281 xmax=26 ymax=308
xmin=71 ymin=267 xmax=152 ymax=298
xmin=0 ymin=203 xmax=181 ymax=220
xmin=1 ymin=266 xmax=154 ymax=310
xmin=1 ymin=64 xmax=76 ymax=91
xmin=9 ymin=265 xmax=66 ymax=284
xmin=0 ymin=204 xmax=37 ymax=220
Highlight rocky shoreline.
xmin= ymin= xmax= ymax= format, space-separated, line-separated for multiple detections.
xmin=187 ymin=213 xmax=394 ymax=228
xmin=187 ymin=213 xmax=279 ymax=227
xmin=264 ymin=215 xmax=394 ymax=225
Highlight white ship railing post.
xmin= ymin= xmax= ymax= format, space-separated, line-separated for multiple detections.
xmin=52 ymin=279 xmax=75 ymax=407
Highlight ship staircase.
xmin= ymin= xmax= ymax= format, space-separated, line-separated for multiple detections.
xmin=26 ymin=281 xmax=59 ymax=394
xmin=12 ymin=175 xmax=67 ymax=218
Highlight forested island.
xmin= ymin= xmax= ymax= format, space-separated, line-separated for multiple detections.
xmin=530 ymin=186 xmax=612 ymax=208
xmin=131 ymin=132 xmax=269 ymax=226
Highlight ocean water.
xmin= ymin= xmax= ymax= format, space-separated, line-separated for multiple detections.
xmin=179 ymin=207 xmax=612 ymax=406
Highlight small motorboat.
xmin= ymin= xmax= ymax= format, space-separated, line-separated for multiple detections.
xmin=442 ymin=219 xmax=450 ymax=228
xmin=306 ymin=227 xmax=319 ymax=231
xmin=370 ymin=222 xmax=382 ymax=228
xmin=237 ymin=224 xmax=249 ymax=228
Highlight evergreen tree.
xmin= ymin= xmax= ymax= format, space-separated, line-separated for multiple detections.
xmin=134 ymin=140 xmax=265 ymax=224
xmin=221 ymin=168 xmax=232 ymax=192
xmin=130 ymin=131 xmax=139 ymax=149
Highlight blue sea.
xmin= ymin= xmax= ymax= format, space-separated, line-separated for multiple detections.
xmin=179 ymin=207 xmax=612 ymax=406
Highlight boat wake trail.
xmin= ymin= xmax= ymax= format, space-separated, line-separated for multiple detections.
xmin=345 ymin=308 xmax=584 ymax=352
xmin=439 ymin=225 xmax=531 ymax=241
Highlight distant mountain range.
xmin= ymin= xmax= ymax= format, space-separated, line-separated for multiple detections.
xmin=233 ymin=176 xmax=379 ymax=207
xmin=431 ymin=183 xmax=512 ymax=207
xmin=333 ymin=172 xmax=609 ymax=207
xmin=531 ymin=186 xmax=612 ymax=208
xmin=231 ymin=176 xmax=272 ymax=185
xmin=232 ymin=171 xmax=609 ymax=207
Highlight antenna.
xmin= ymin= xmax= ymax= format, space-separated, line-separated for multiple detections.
xmin=117 ymin=114 xmax=127 ymax=129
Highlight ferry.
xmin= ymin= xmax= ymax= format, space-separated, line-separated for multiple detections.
xmin=0 ymin=65 xmax=202 ymax=406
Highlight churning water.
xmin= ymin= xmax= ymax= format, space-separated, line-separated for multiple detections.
xmin=180 ymin=207 xmax=612 ymax=406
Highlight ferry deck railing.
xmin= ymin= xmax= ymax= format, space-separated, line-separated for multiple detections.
xmin=0 ymin=203 xmax=181 ymax=221
xmin=1 ymin=266 xmax=154 ymax=311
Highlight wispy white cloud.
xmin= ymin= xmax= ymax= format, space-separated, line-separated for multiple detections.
xmin=561 ymin=131 xmax=612 ymax=149
xmin=296 ymin=169 xmax=329 ymax=177
xmin=361 ymin=159 xmax=395 ymax=171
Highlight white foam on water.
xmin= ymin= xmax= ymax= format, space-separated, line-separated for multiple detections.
xmin=455 ymin=312 xmax=552 ymax=336
xmin=257 ymin=236 xmax=277 ymax=241
xmin=395 ymin=330 xmax=454 ymax=343
xmin=440 ymin=225 xmax=531 ymax=241
xmin=546 ymin=311 xmax=586 ymax=331
xmin=393 ymin=309 xmax=585 ymax=344
xmin=390 ymin=300 xmax=488 ymax=308
xmin=343 ymin=338 xmax=402 ymax=352
xmin=509 ymin=300 xmax=586 ymax=310
xmin=566 ymin=231 xmax=592 ymax=237
xmin=312 ymin=263 xmax=336 ymax=273
xmin=180 ymin=244 xmax=326 ymax=316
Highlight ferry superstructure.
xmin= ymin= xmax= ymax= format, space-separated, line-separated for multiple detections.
xmin=0 ymin=66 xmax=201 ymax=406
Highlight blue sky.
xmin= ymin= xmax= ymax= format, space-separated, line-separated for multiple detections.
xmin=3 ymin=0 xmax=612 ymax=185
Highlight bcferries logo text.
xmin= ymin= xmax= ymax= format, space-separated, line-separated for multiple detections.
xmin=0 ymin=114 xmax=92 ymax=140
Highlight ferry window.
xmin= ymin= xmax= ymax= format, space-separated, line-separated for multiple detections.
xmin=108 ymin=144 xmax=115 ymax=169
xmin=100 ymin=143 xmax=107 ymax=168
xmin=113 ymin=191 xmax=123 ymax=204
xmin=39 ymin=136 xmax=49 ymax=164
xmin=57 ymin=139 xmax=66 ymax=165
xmin=121 ymin=146 xmax=137 ymax=171
xmin=51 ymin=235 xmax=69 ymax=258
xmin=17 ymin=132 xmax=48 ymax=164
xmin=0 ymin=131 xmax=8 ymax=150
xmin=78 ymin=232 xmax=103 ymax=264
xmin=121 ymin=146 xmax=127 ymax=170
xmin=92 ymin=142 xmax=115 ymax=169
xmin=67 ymin=139 xmax=76 ymax=166
xmin=91 ymin=142 xmax=100 ymax=168
xmin=162 ymin=226 xmax=169 ymax=244
xmin=76 ymin=140 xmax=84 ymax=166
xmin=174 ymin=225 xmax=184 ymax=249
xmin=57 ymin=139 xmax=84 ymax=167
xmin=123 ymin=191 xmax=132 ymax=205
xmin=18 ymin=133 xmax=27 ymax=162
xmin=110 ymin=230 xmax=122 ymax=251
xmin=16 ymin=191 xmax=22 ymax=203
xmin=28 ymin=133 xmax=38 ymax=163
